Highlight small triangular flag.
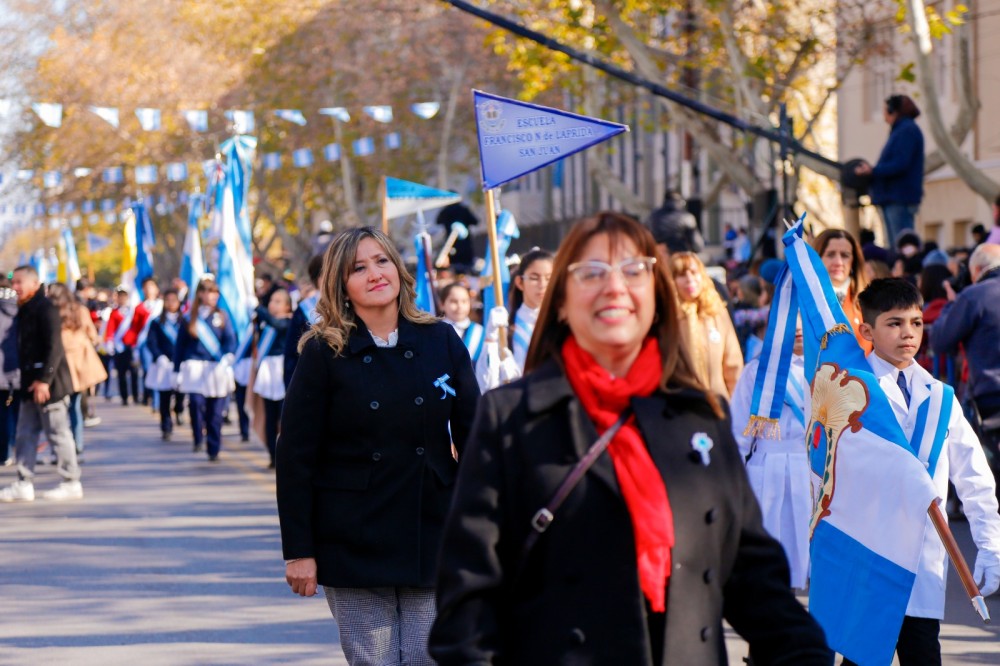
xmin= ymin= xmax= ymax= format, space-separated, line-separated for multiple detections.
xmin=384 ymin=177 xmax=461 ymax=220
xmin=473 ymin=90 xmax=628 ymax=190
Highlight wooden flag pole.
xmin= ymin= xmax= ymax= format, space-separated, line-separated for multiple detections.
xmin=928 ymin=500 xmax=991 ymax=623
xmin=484 ymin=188 xmax=507 ymax=352
xmin=380 ymin=176 xmax=389 ymax=236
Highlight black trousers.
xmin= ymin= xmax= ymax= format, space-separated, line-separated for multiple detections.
xmin=263 ymin=398 xmax=283 ymax=463
xmin=841 ymin=616 xmax=940 ymax=666
xmin=113 ymin=349 xmax=139 ymax=404
xmin=157 ymin=390 xmax=185 ymax=434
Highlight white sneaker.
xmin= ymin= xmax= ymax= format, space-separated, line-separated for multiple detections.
xmin=0 ymin=480 xmax=35 ymax=502
xmin=42 ymin=481 xmax=83 ymax=501
xmin=83 ymin=416 xmax=102 ymax=427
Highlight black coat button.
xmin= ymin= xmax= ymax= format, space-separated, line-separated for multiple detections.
xmin=363 ymin=355 xmax=372 ymax=364
xmin=372 ymin=452 xmax=382 ymax=461
xmin=403 ymin=350 xmax=414 ymax=359
xmin=414 ymin=397 xmax=424 ymax=405
xmin=703 ymin=568 xmax=714 ymax=584
xmin=570 ymin=627 xmax=586 ymax=645
xmin=370 ymin=401 xmax=379 ymax=410
xmin=415 ymin=447 xmax=425 ymax=455
xmin=705 ymin=508 xmax=717 ymax=524
xmin=700 ymin=626 xmax=711 ymax=642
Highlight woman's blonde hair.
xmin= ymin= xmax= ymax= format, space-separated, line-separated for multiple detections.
xmin=670 ymin=252 xmax=725 ymax=317
xmin=300 ymin=227 xmax=437 ymax=355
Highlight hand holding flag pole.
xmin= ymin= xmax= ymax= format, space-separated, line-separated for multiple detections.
xmin=928 ymin=500 xmax=991 ymax=623
xmin=484 ymin=189 xmax=508 ymax=353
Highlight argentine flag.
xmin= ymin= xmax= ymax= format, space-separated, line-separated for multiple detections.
xmin=763 ymin=221 xmax=941 ymax=665
xmin=181 ymin=194 xmax=205 ymax=304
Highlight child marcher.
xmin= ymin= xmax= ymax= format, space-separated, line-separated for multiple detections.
xmin=145 ymin=289 xmax=184 ymax=440
xmin=843 ymin=278 xmax=1000 ymax=665
xmin=251 ymin=288 xmax=292 ymax=468
xmin=440 ymin=283 xmax=484 ymax=365
xmin=729 ymin=316 xmax=811 ymax=589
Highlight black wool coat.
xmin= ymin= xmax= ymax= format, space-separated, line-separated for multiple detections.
xmin=277 ymin=317 xmax=480 ymax=588
xmin=14 ymin=287 xmax=73 ymax=404
xmin=429 ymin=359 xmax=831 ymax=666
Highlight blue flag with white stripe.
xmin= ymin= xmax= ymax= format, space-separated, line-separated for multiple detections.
xmin=479 ymin=209 xmax=519 ymax=313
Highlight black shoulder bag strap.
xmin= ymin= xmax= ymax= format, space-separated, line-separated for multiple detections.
xmin=519 ymin=406 xmax=633 ymax=568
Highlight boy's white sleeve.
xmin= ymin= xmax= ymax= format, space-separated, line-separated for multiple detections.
xmin=728 ymin=360 xmax=757 ymax=461
xmin=948 ymin=395 xmax=1000 ymax=560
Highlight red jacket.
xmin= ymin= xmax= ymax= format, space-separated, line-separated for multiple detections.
xmin=121 ymin=301 xmax=152 ymax=348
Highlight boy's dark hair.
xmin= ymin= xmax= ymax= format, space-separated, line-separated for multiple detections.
xmin=858 ymin=278 xmax=923 ymax=325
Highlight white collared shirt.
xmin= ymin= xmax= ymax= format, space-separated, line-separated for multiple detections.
xmin=867 ymin=352 xmax=914 ymax=413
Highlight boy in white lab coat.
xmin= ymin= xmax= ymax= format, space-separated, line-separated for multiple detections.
xmin=845 ymin=278 xmax=1000 ymax=665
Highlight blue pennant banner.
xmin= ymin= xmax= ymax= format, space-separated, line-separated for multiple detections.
xmin=353 ymin=137 xmax=375 ymax=157
xmin=473 ymin=90 xmax=628 ymax=190
xmin=274 ymin=109 xmax=307 ymax=126
xmin=135 ymin=165 xmax=158 ymax=185
xmin=262 ymin=153 xmax=282 ymax=171
xmin=102 ymin=167 xmax=124 ymax=184
xmin=411 ymin=102 xmax=440 ymax=119
xmin=44 ymin=171 xmax=62 ymax=188
xmin=323 ymin=143 xmax=341 ymax=161
xmin=384 ymin=177 xmax=461 ymax=220
xmin=183 ymin=109 xmax=208 ymax=132
xmin=385 ymin=132 xmax=401 ymax=150
xmin=319 ymin=107 xmax=350 ymax=123
xmin=292 ymin=148 xmax=314 ymax=168
xmin=166 ymin=163 xmax=188 ymax=182
xmin=363 ymin=105 xmax=393 ymax=123
xmin=135 ymin=108 xmax=162 ymax=131
xmin=32 ymin=102 xmax=62 ymax=128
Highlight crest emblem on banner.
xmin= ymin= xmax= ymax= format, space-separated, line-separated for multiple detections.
xmin=477 ymin=100 xmax=505 ymax=133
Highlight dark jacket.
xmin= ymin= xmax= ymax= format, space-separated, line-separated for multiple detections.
xmin=931 ymin=268 xmax=1000 ymax=399
xmin=146 ymin=315 xmax=181 ymax=362
xmin=283 ymin=297 xmax=315 ymax=389
xmin=430 ymin=359 xmax=831 ymax=666
xmin=276 ymin=318 xmax=480 ymax=588
xmin=14 ymin=286 xmax=73 ymax=403
xmin=254 ymin=306 xmax=289 ymax=358
xmin=0 ymin=288 xmax=20 ymax=390
xmin=869 ymin=117 xmax=924 ymax=206
xmin=173 ymin=309 xmax=237 ymax=370
xmin=646 ymin=193 xmax=704 ymax=254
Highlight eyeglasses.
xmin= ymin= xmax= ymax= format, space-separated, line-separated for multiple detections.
xmin=566 ymin=256 xmax=657 ymax=289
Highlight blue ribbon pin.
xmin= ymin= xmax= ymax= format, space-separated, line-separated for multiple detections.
xmin=434 ymin=374 xmax=457 ymax=400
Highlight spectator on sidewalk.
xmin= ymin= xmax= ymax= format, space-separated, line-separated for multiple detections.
xmin=0 ymin=265 xmax=82 ymax=502
xmin=0 ymin=275 xmax=20 ymax=466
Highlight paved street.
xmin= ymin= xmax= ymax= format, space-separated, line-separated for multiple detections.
xmin=1 ymin=399 xmax=998 ymax=665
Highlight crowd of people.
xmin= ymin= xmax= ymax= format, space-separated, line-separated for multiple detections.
xmin=4 ymin=119 xmax=1000 ymax=661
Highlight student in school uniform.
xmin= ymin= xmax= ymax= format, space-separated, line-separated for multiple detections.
xmin=174 ymin=277 xmax=236 ymax=461
xmin=283 ymin=255 xmax=324 ymax=388
xmin=145 ymin=289 xmax=184 ymax=440
xmin=507 ymin=249 xmax=553 ymax=372
xmin=843 ymin=278 xmax=1000 ymax=665
xmin=440 ymin=283 xmax=484 ymax=366
xmin=106 ymin=287 xmax=139 ymax=406
xmin=230 ymin=320 xmax=254 ymax=444
xmin=729 ymin=317 xmax=811 ymax=589
xmin=251 ymin=288 xmax=292 ymax=468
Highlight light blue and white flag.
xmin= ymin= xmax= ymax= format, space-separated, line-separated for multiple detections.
xmin=411 ymin=102 xmax=440 ymax=119
xmin=48 ymin=203 xmax=61 ymax=216
xmin=352 ymin=137 xmax=375 ymax=157
xmin=413 ymin=224 xmax=436 ymax=315
xmin=363 ymin=105 xmax=393 ymax=123
xmin=86 ymin=232 xmax=111 ymax=253
xmin=100 ymin=198 xmax=115 ymax=212
xmin=323 ymin=143 xmax=341 ymax=162
xmin=89 ymin=106 xmax=120 ymax=128
xmin=473 ymin=90 xmax=628 ymax=190
xmin=183 ymin=109 xmax=208 ymax=132
xmin=17 ymin=169 xmax=34 ymax=181
xmin=319 ymin=107 xmax=350 ymax=123
xmin=135 ymin=165 xmax=158 ymax=185
xmin=213 ymin=135 xmax=257 ymax=344
xmin=60 ymin=227 xmax=81 ymax=287
xmin=32 ymin=102 xmax=62 ymax=128
xmin=103 ymin=167 xmax=124 ymax=184
xmin=262 ymin=152 xmax=282 ymax=171
xmin=181 ymin=194 xmax=205 ymax=306
xmin=766 ymin=220 xmax=942 ymax=666
xmin=274 ymin=109 xmax=307 ymax=126
xmin=292 ymin=148 xmax=314 ymax=168
xmin=135 ymin=108 xmax=161 ymax=131
xmin=74 ymin=167 xmax=92 ymax=178
xmin=44 ymin=171 xmax=62 ymax=188
xmin=166 ymin=163 xmax=188 ymax=182
xmin=385 ymin=132 xmax=401 ymax=150
xmin=225 ymin=109 xmax=255 ymax=134
xmin=384 ymin=177 xmax=461 ymax=220
xmin=130 ymin=202 xmax=156 ymax=296
xmin=479 ymin=208 xmax=519 ymax=313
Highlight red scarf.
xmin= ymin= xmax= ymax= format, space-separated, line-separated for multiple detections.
xmin=562 ymin=335 xmax=674 ymax=612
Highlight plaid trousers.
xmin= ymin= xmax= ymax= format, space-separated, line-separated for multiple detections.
xmin=325 ymin=586 xmax=436 ymax=666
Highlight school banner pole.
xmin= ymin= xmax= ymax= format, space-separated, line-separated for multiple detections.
xmin=483 ymin=188 xmax=507 ymax=352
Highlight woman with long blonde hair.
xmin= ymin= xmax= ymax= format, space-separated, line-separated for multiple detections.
xmin=812 ymin=228 xmax=872 ymax=354
xmin=277 ymin=227 xmax=479 ymax=666
xmin=671 ymin=252 xmax=743 ymax=399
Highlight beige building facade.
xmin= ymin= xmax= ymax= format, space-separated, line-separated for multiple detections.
xmin=838 ymin=0 xmax=1000 ymax=249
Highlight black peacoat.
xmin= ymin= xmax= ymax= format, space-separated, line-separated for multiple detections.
xmin=276 ymin=317 xmax=479 ymax=588
xmin=430 ymin=359 xmax=831 ymax=665
xmin=14 ymin=287 xmax=73 ymax=404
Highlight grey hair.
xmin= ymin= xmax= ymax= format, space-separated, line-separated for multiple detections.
xmin=969 ymin=243 xmax=1000 ymax=280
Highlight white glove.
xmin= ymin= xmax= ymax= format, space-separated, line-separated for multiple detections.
xmin=220 ymin=353 xmax=235 ymax=368
xmin=157 ymin=355 xmax=172 ymax=368
xmin=974 ymin=552 xmax=1000 ymax=597
xmin=484 ymin=306 xmax=510 ymax=342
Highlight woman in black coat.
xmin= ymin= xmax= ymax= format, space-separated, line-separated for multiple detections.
xmin=277 ymin=227 xmax=479 ymax=666
xmin=429 ymin=212 xmax=830 ymax=665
